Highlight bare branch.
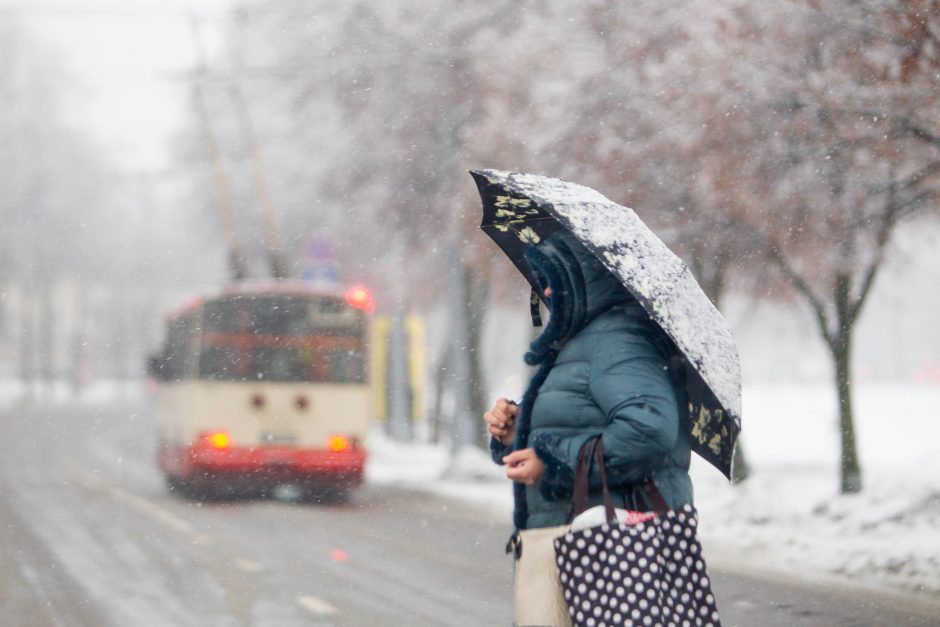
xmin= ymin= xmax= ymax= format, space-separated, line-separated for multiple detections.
xmin=848 ymin=252 xmax=885 ymax=327
xmin=848 ymin=178 xmax=903 ymax=325
xmin=895 ymin=187 xmax=940 ymax=219
xmin=735 ymin=216 xmax=839 ymax=349
xmin=867 ymin=159 xmax=940 ymax=196
xmin=904 ymin=119 xmax=940 ymax=150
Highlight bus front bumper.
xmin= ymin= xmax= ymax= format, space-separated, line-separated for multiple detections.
xmin=187 ymin=445 xmax=367 ymax=485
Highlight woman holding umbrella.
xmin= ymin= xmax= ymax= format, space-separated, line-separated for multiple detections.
xmin=483 ymin=229 xmax=692 ymax=529
xmin=475 ymin=171 xmax=736 ymax=626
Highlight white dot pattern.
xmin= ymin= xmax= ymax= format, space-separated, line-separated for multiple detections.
xmin=554 ymin=504 xmax=721 ymax=627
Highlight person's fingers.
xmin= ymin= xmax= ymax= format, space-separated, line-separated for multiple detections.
xmin=483 ymin=410 xmax=509 ymax=427
xmin=495 ymin=398 xmax=519 ymax=419
xmin=506 ymin=465 xmax=535 ymax=484
xmin=487 ymin=424 xmax=507 ymax=438
xmin=503 ymin=448 xmax=541 ymax=484
xmin=485 ymin=409 xmax=514 ymax=433
xmin=503 ymin=449 xmax=533 ymax=466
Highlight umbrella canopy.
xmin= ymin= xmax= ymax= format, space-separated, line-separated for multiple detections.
xmin=471 ymin=169 xmax=741 ymax=479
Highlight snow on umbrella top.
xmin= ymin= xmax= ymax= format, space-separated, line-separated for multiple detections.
xmin=471 ymin=169 xmax=742 ymax=479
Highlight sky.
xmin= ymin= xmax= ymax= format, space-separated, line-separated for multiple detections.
xmin=3 ymin=0 xmax=235 ymax=170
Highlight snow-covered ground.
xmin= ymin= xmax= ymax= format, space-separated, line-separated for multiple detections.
xmin=367 ymin=383 xmax=940 ymax=599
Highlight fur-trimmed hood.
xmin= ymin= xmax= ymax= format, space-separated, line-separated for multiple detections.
xmin=522 ymin=231 xmax=632 ymax=364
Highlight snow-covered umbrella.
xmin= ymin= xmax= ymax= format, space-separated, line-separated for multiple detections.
xmin=471 ymin=169 xmax=741 ymax=479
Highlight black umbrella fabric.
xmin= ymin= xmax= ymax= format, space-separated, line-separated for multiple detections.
xmin=471 ymin=169 xmax=742 ymax=479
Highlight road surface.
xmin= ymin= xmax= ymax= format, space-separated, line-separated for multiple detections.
xmin=1 ymin=399 xmax=938 ymax=626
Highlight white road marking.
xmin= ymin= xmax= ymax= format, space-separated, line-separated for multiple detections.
xmin=233 ymin=558 xmax=265 ymax=573
xmin=106 ymin=485 xmax=195 ymax=535
xmin=297 ymin=595 xmax=339 ymax=616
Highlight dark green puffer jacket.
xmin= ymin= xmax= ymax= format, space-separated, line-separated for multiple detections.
xmin=492 ymin=232 xmax=693 ymax=530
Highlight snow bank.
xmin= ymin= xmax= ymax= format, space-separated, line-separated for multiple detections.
xmin=367 ymin=383 xmax=940 ymax=599
xmin=694 ymin=383 xmax=940 ymax=597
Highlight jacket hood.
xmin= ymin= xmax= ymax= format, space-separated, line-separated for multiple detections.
xmin=523 ymin=231 xmax=631 ymax=364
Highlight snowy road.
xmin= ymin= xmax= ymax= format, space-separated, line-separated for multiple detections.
xmin=1 ymin=400 xmax=938 ymax=626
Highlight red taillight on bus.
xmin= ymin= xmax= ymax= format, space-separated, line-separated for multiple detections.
xmin=345 ymin=286 xmax=375 ymax=313
xmin=203 ymin=432 xmax=232 ymax=450
xmin=327 ymin=435 xmax=351 ymax=453
xmin=251 ymin=393 xmax=265 ymax=410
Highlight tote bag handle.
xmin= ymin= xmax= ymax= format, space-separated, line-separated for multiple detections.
xmin=570 ymin=437 xmax=672 ymax=520
xmin=571 ymin=437 xmax=616 ymax=523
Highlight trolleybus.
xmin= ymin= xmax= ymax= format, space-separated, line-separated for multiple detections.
xmin=148 ymin=281 xmax=374 ymax=501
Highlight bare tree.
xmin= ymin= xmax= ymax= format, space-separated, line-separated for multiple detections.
xmin=0 ymin=25 xmax=112 ymax=394
xmin=729 ymin=0 xmax=940 ymax=493
xmin=484 ymin=0 xmax=938 ymax=490
xmin=0 ymin=21 xmax=219 ymax=393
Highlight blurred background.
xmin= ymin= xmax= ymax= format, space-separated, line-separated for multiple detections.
xmin=0 ymin=2 xmax=940 ymax=418
xmin=3 ymin=0 xmax=939 ymax=473
xmin=1 ymin=1 xmax=939 ymax=624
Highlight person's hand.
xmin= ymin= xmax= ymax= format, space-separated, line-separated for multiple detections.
xmin=484 ymin=397 xmax=519 ymax=445
xmin=503 ymin=448 xmax=545 ymax=485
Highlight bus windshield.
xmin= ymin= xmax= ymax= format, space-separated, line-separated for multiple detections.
xmin=198 ymin=294 xmax=366 ymax=383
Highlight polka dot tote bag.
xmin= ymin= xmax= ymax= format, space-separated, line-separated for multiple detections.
xmin=553 ymin=440 xmax=721 ymax=627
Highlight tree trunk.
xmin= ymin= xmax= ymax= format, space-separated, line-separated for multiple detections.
xmin=37 ymin=281 xmax=55 ymax=399
xmin=731 ymin=440 xmax=751 ymax=484
xmin=0 ymin=292 xmax=7 ymax=341
xmin=464 ymin=266 xmax=489 ymax=449
xmin=19 ymin=290 xmax=35 ymax=398
xmin=693 ymin=257 xmax=751 ymax=484
xmin=386 ymin=309 xmax=413 ymax=441
xmin=832 ymin=333 xmax=862 ymax=493
xmin=430 ymin=350 xmax=449 ymax=445
xmin=447 ymin=251 xmax=477 ymax=451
